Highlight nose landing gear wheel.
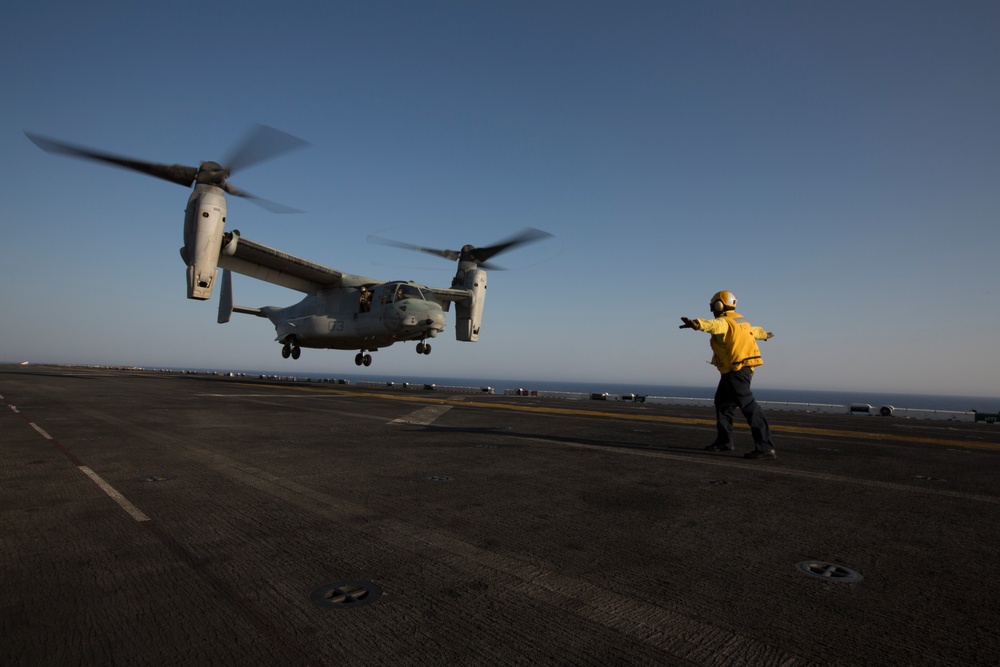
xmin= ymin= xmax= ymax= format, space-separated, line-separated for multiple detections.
xmin=355 ymin=352 xmax=373 ymax=367
xmin=416 ymin=342 xmax=432 ymax=355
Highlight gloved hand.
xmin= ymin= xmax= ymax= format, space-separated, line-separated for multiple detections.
xmin=679 ymin=317 xmax=696 ymax=329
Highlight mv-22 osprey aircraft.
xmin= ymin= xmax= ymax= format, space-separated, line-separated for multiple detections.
xmin=27 ymin=126 xmax=551 ymax=366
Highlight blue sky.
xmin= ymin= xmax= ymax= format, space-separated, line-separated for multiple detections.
xmin=2 ymin=1 xmax=998 ymax=396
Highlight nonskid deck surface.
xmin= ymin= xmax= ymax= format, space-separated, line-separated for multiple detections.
xmin=3 ymin=365 xmax=999 ymax=666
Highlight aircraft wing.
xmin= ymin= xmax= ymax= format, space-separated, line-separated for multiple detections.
xmin=217 ymin=232 xmax=378 ymax=294
xmin=425 ymin=286 xmax=472 ymax=305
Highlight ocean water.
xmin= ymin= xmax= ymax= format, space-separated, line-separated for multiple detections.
xmin=242 ymin=369 xmax=1000 ymax=414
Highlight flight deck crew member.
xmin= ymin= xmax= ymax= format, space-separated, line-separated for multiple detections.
xmin=680 ymin=290 xmax=776 ymax=460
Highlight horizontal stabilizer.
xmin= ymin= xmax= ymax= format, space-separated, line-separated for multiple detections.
xmin=218 ymin=270 xmax=266 ymax=321
xmin=234 ymin=305 xmax=265 ymax=317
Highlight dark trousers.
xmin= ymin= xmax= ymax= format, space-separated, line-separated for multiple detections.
xmin=714 ymin=367 xmax=773 ymax=451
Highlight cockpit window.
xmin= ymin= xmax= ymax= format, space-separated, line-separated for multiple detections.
xmin=391 ymin=283 xmax=425 ymax=302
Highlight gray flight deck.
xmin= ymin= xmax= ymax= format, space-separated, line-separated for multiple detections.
xmin=2 ymin=364 xmax=999 ymax=666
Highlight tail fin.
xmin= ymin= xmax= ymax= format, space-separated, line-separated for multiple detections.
xmin=217 ymin=269 xmax=234 ymax=323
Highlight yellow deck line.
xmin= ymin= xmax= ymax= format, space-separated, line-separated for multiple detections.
xmin=246 ymin=383 xmax=1000 ymax=451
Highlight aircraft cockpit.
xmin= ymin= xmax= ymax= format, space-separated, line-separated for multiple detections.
xmin=386 ymin=282 xmax=428 ymax=303
xmin=374 ymin=282 xmax=429 ymax=305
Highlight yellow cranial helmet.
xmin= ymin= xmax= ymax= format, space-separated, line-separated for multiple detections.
xmin=710 ymin=290 xmax=737 ymax=315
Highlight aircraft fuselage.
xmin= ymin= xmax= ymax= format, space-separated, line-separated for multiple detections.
xmin=262 ymin=282 xmax=447 ymax=351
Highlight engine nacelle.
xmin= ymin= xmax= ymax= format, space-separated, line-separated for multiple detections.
xmin=180 ymin=188 xmax=226 ymax=300
xmin=455 ymin=269 xmax=486 ymax=342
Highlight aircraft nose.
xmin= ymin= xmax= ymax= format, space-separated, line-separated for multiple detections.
xmin=400 ymin=304 xmax=447 ymax=336
xmin=427 ymin=310 xmax=446 ymax=332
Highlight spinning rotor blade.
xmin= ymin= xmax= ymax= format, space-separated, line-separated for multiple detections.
xmin=468 ymin=227 xmax=553 ymax=264
xmin=223 ymin=124 xmax=310 ymax=174
xmin=26 ymin=125 xmax=309 ymax=212
xmin=368 ymin=227 xmax=553 ymax=269
xmin=224 ymin=182 xmax=303 ymax=214
xmin=25 ymin=132 xmax=198 ymax=187
xmin=367 ymin=234 xmax=461 ymax=261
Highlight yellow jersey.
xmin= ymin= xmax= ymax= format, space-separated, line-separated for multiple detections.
xmin=692 ymin=311 xmax=769 ymax=374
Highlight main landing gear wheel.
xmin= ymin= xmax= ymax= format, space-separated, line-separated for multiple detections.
xmin=416 ymin=342 xmax=432 ymax=355
xmin=282 ymin=341 xmax=301 ymax=360
xmin=355 ymin=352 xmax=372 ymax=367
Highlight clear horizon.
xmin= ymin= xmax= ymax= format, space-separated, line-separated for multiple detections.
xmin=7 ymin=361 xmax=999 ymax=413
